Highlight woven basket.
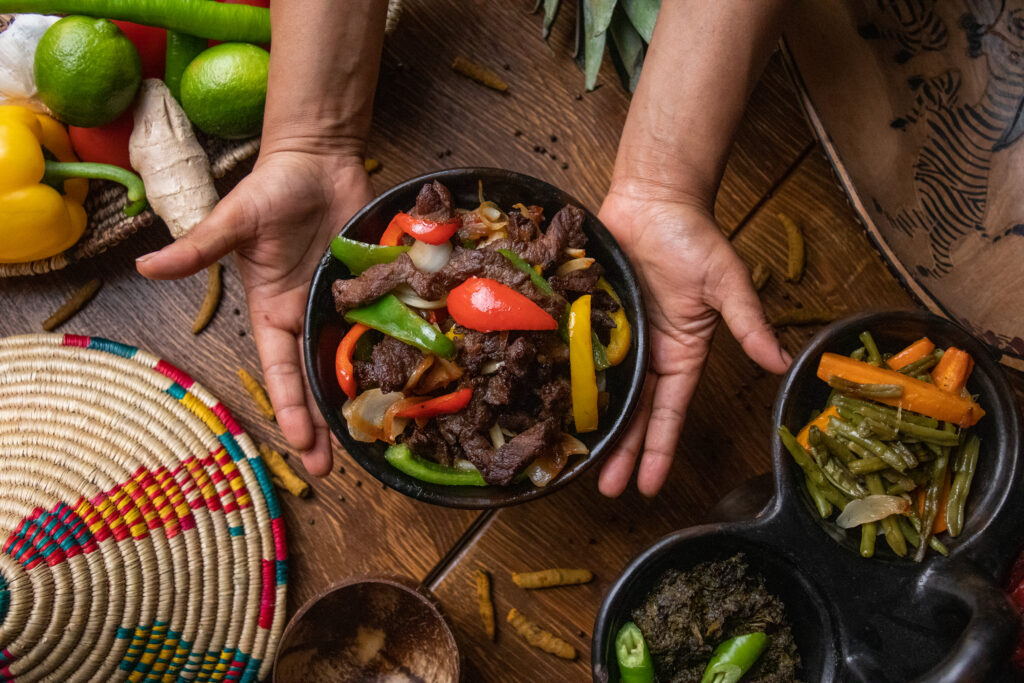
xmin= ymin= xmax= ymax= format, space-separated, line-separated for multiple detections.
xmin=0 ymin=333 xmax=287 ymax=682
xmin=0 ymin=0 xmax=402 ymax=278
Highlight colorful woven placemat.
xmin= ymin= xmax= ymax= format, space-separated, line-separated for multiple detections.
xmin=0 ymin=333 xmax=287 ymax=682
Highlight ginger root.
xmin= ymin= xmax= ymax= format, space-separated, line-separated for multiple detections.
xmin=129 ymin=79 xmax=218 ymax=239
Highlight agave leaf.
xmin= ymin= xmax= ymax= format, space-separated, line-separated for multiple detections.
xmin=581 ymin=0 xmax=614 ymax=90
xmin=542 ymin=0 xmax=561 ymax=38
xmin=620 ymin=0 xmax=661 ymax=43
xmin=608 ymin=6 xmax=645 ymax=92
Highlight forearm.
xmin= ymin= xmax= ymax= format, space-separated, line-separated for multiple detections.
xmin=261 ymin=0 xmax=388 ymax=158
xmin=611 ymin=0 xmax=790 ymax=207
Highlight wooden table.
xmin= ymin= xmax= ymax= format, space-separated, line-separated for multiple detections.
xmin=3 ymin=1 xmax=1021 ymax=680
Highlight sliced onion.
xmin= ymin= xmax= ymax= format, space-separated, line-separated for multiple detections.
xmin=415 ymin=357 xmax=465 ymax=394
xmin=554 ymin=257 xmax=595 ymax=276
xmin=408 ymin=239 xmax=452 ymax=273
xmin=482 ymin=205 xmax=503 ymax=223
xmin=394 ymin=284 xmax=448 ymax=310
xmin=453 ymin=459 xmax=479 ymax=473
xmin=403 ymin=354 xmax=436 ymax=392
xmin=481 ymin=359 xmax=504 ymax=376
xmin=525 ymin=433 xmax=589 ymax=488
xmin=489 ymin=422 xmax=506 ymax=449
xmin=835 ymin=495 xmax=910 ymax=528
xmin=341 ymin=389 xmax=405 ymax=443
xmin=383 ymin=397 xmax=426 ymax=442
xmin=559 ymin=433 xmax=590 ymax=457
xmin=563 ymin=247 xmax=586 ymax=259
xmin=478 ymin=229 xmax=508 ymax=247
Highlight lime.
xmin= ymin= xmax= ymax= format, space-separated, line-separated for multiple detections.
xmin=180 ymin=43 xmax=269 ymax=139
xmin=34 ymin=16 xmax=142 ymax=127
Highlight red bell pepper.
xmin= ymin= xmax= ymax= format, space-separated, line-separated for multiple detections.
xmin=379 ymin=215 xmax=405 ymax=246
xmin=395 ymin=387 xmax=472 ymax=419
xmin=447 ymin=277 xmax=558 ymax=332
xmin=392 ymin=212 xmax=460 ymax=245
xmin=68 ymin=108 xmax=135 ymax=171
xmin=335 ymin=323 xmax=369 ymax=399
xmin=111 ymin=21 xmax=167 ymax=79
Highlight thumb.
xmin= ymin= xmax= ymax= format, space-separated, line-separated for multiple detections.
xmin=714 ymin=255 xmax=792 ymax=375
xmin=136 ymin=197 xmax=251 ymax=280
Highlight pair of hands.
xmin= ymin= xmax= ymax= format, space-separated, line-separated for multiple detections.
xmin=137 ymin=149 xmax=789 ymax=497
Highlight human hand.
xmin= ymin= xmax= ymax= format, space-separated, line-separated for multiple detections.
xmin=136 ymin=149 xmax=374 ymax=476
xmin=596 ymin=179 xmax=791 ymax=498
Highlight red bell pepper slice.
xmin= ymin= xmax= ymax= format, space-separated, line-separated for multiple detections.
xmin=393 ymin=212 xmax=460 ymax=245
xmin=447 ymin=277 xmax=558 ymax=332
xmin=395 ymin=387 xmax=472 ymax=419
xmin=335 ymin=323 xmax=370 ymax=399
xmin=379 ymin=215 xmax=406 ymax=246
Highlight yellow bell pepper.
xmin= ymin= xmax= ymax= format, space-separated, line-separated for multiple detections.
xmin=596 ymin=277 xmax=631 ymax=367
xmin=569 ymin=294 xmax=598 ymax=433
xmin=0 ymin=105 xmax=147 ymax=264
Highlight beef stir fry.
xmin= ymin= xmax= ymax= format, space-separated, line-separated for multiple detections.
xmin=330 ymin=181 xmax=631 ymax=487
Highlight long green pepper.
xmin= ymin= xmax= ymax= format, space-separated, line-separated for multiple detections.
xmin=615 ymin=622 xmax=655 ymax=683
xmin=700 ymin=632 xmax=768 ymax=683
xmin=344 ymin=294 xmax=455 ymax=359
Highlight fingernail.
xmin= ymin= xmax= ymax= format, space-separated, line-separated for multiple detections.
xmin=136 ymin=253 xmax=155 ymax=264
xmin=780 ymin=348 xmax=793 ymax=366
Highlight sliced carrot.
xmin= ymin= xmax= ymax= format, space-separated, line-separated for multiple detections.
xmin=816 ymin=353 xmax=985 ymax=427
xmin=888 ymin=337 xmax=935 ymax=370
xmin=931 ymin=347 xmax=974 ymax=395
xmin=797 ymin=405 xmax=840 ymax=449
xmin=916 ymin=467 xmax=952 ymax=534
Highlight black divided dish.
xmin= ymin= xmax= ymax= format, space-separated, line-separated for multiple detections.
xmin=593 ymin=310 xmax=1024 ymax=682
xmin=304 ymin=168 xmax=648 ymax=508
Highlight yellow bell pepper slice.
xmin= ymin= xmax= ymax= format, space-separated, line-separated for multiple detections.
xmin=596 ymin=277 xmax=631 ymax=367
xmin=569 ymin=294 xmax=598 ymax=433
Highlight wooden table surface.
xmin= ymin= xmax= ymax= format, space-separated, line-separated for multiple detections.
xmin=3 ymin=1 xmax=1022 ymax=681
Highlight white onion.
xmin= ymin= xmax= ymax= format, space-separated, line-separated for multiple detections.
xmin=341 ymin=389 xmax=405 ymax=443
xmin=835 ymin=495 xmax=910 ymax=529
xmin=482 ymin=205 xmax=503 ymax=222
xmin=563 ymin=247 xmax=586 ymax=259
xmin=394 ymin=284 xmax=448 ymax=310
xmin=489 ymin=422 xmax=506 ymax=449
xmin=408 ymin=239 xmax=452 ymax=273
xmin=481 ymin=359 xmax=504 ymax=376
xmin=453 ymin=459 xmax=480 ymax=473
xmin=555 ymin=257 xmax=595 ymax=276
xmin=525 ymin=434 xmax=589 ymax=488
xmin=558 ymin=433 xmax=590 ymax=457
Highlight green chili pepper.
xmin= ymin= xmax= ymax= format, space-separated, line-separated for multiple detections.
xmin=42 ymin=161 xmax=147 ymax=216
xmin=331 ymin=235 xmax=411 ymax=275
xmin=385 ymin=444 xmax=487 ymax=486
xmin=164 ymin=31 xmax=207 ymax=101
xmin=344 ymin=294 xmax=455 ymax=359
xmin=615 ymin=622 xmax=654 ymax=683
xmin=497 ymin=248 xmax=554 ymax=294
xmin=700 ymin=632 xmax=768 ymax=683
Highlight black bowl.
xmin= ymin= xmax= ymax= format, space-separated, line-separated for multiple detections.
xmin=304 ymin=168 xmax=648 ymax=508
xmin=594 ymin=310 xmax=1023 ymax=682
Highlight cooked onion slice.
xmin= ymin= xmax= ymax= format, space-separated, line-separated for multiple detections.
xmin=835 ymin=495 xmax=910 ymax=528
xmin=481 ymin=359 xmax=504 ymax=375
xmin=554 ymin=257 xmax=595 ymax=276
xmin=403 ymin=354 xmax=436 ymax=392
xmin=415 ymin=357 xmax=464 ymax=394
xmin=563 ymin=247 xmax=586 ymax=259
xmin=489 ymin=422 xmax=506 ymax=449
xmin=394 ymin=284 xmax=447 ymax=310
xmin=342 ymin=389 xmax=405 ymax=443
xmin=525 ymin=433 xmax=589 ymax=487
xmin=408 ymin=239 xmax=452 ymax=273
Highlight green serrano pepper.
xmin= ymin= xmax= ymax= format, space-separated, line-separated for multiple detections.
xmin=164 ymin=31 xmax=207 ymax=102
xmin=384 ymin=444 xmax=487 ymax=486
xmin=700 ymin=632 xmax=768 ymax=683
xmin=615 ymin=621 xmax=655 ymax=683
xmin=0 ymin=0 xmax=271 ymax=41
xmin=345 ymin=294 xmax=455 ymax=359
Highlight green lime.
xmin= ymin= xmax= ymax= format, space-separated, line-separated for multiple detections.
xmin=34 ymin=16 xmax=141 ymax=127
xmin=180 ymin=43 xmax=269 ymax=139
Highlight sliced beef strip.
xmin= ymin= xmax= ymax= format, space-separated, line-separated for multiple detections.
xmin=504 ymin=335 xmax=536 ymax=378
xmin=548 ymin=261 xmax=604 ymax=297
xmin=354 ymin=336 xmax=423 ymax=393
xmin=498 ymin=411 xmax=536 ymax=433
xmin=507 ymin=210 xmax=538 ymax=242
xmin=537 ymin=377 xmax=572 ymax=429
xmin=458 ymin=330 xmax=508 ymax=375
xmin=483 ymin=369 xmax=513 ymax=406
xmin=436 ymin=376 xmax=494 ymax=448
xmin=404 ymin=421 xmax=453 ymax=466
xmin=411 ymin=181 xmax=454 ymax=222
xmin=519 ymin=204 xmax=587 ymax=268
xmin=484 ymin=418 xmax=560 ymax=486
xmin=591 ymin=288 xmax=619 ymax=312
xmin=332 ymin=254 xmax=431 ymax=312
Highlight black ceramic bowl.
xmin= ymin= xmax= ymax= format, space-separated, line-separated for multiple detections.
xmin=304 ymin=168 xmax=648 ymax=508
xmin=594 ymin=310 xmax=1023 ymax=682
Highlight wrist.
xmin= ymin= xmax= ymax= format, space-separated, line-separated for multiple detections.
xmin=609 ymin=141 xmax=720 ymax=213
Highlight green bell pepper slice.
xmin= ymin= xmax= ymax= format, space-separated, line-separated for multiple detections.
xmin=497 ymin=247 xmax=554 ymax=294
xmin=331 ymin=235 xmax=410 ymax=275
xmin=344 ymin=294 xmax=456 ymax=359
xmin=385 ymin=444 xmax=487 ymax=486
xmin=615 ymin=622 xmax=654 ymax=683
xmin=700 ymin=632 xmax=767 ymax=683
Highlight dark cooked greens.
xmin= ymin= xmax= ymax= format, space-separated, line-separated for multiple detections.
xmin=631 ymin=554 xmax=800 ymax=682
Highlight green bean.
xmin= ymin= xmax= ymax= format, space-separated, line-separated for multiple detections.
xmin=880 ymin=469 xmax=916 ymax=493
xmin=915 ymin=437 xmax=952 ymax=562
xmin=861 ymin=417 xmax=899 ymax=440
xmin=865 ymin=474 xmax=907 ymax=557
xmin=822 ymin=459 xmax=869 ymax=499
xmin=828 ymin=376 xmax=904 ymax=399
xmin=891 ymin=441 xmax=919 ymax=469
xmin=829 ymin=418 xmax=908 ymax=472
xmin=860 ymin=522 xmax=877 ymax=558
xmin=833 ymin=397 xmax=957 ymax=445
xmin=945 ymin=435 xmax=980 ymax=538
xmin=815 ymin=479 xmax=851 ymax=510
xmin=829 ymin=396 xmax=938 ymax=428
xmin=850 ymin=346 xmax=867 ymax=361
xmin=897 ymin=350 xmax=943 ymax=376
xmin=898 ymin=516 xmax=922 ymax=549
xmin=805 ymin=475 xmax=833 ymax=518
xmin=906 ymin=511 xmax=949 ymax=555
xmin=848 ymin=456 xmax=889 ymax=475
xmin=859 ymin=331 xmax=885 ymax=366
xmin=778 ymin=426 xmax=824 ymax=486
xmin=818 ymin=430 xmax=857 ymax=465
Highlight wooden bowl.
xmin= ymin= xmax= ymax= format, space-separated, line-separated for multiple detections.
xmin=273 ymin=577 xmax=459 ymax=683
xmin=303 ymin=167 xmax=649 ymax=508
xmin=783 ymin=0 xmax=1024 ymax=371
